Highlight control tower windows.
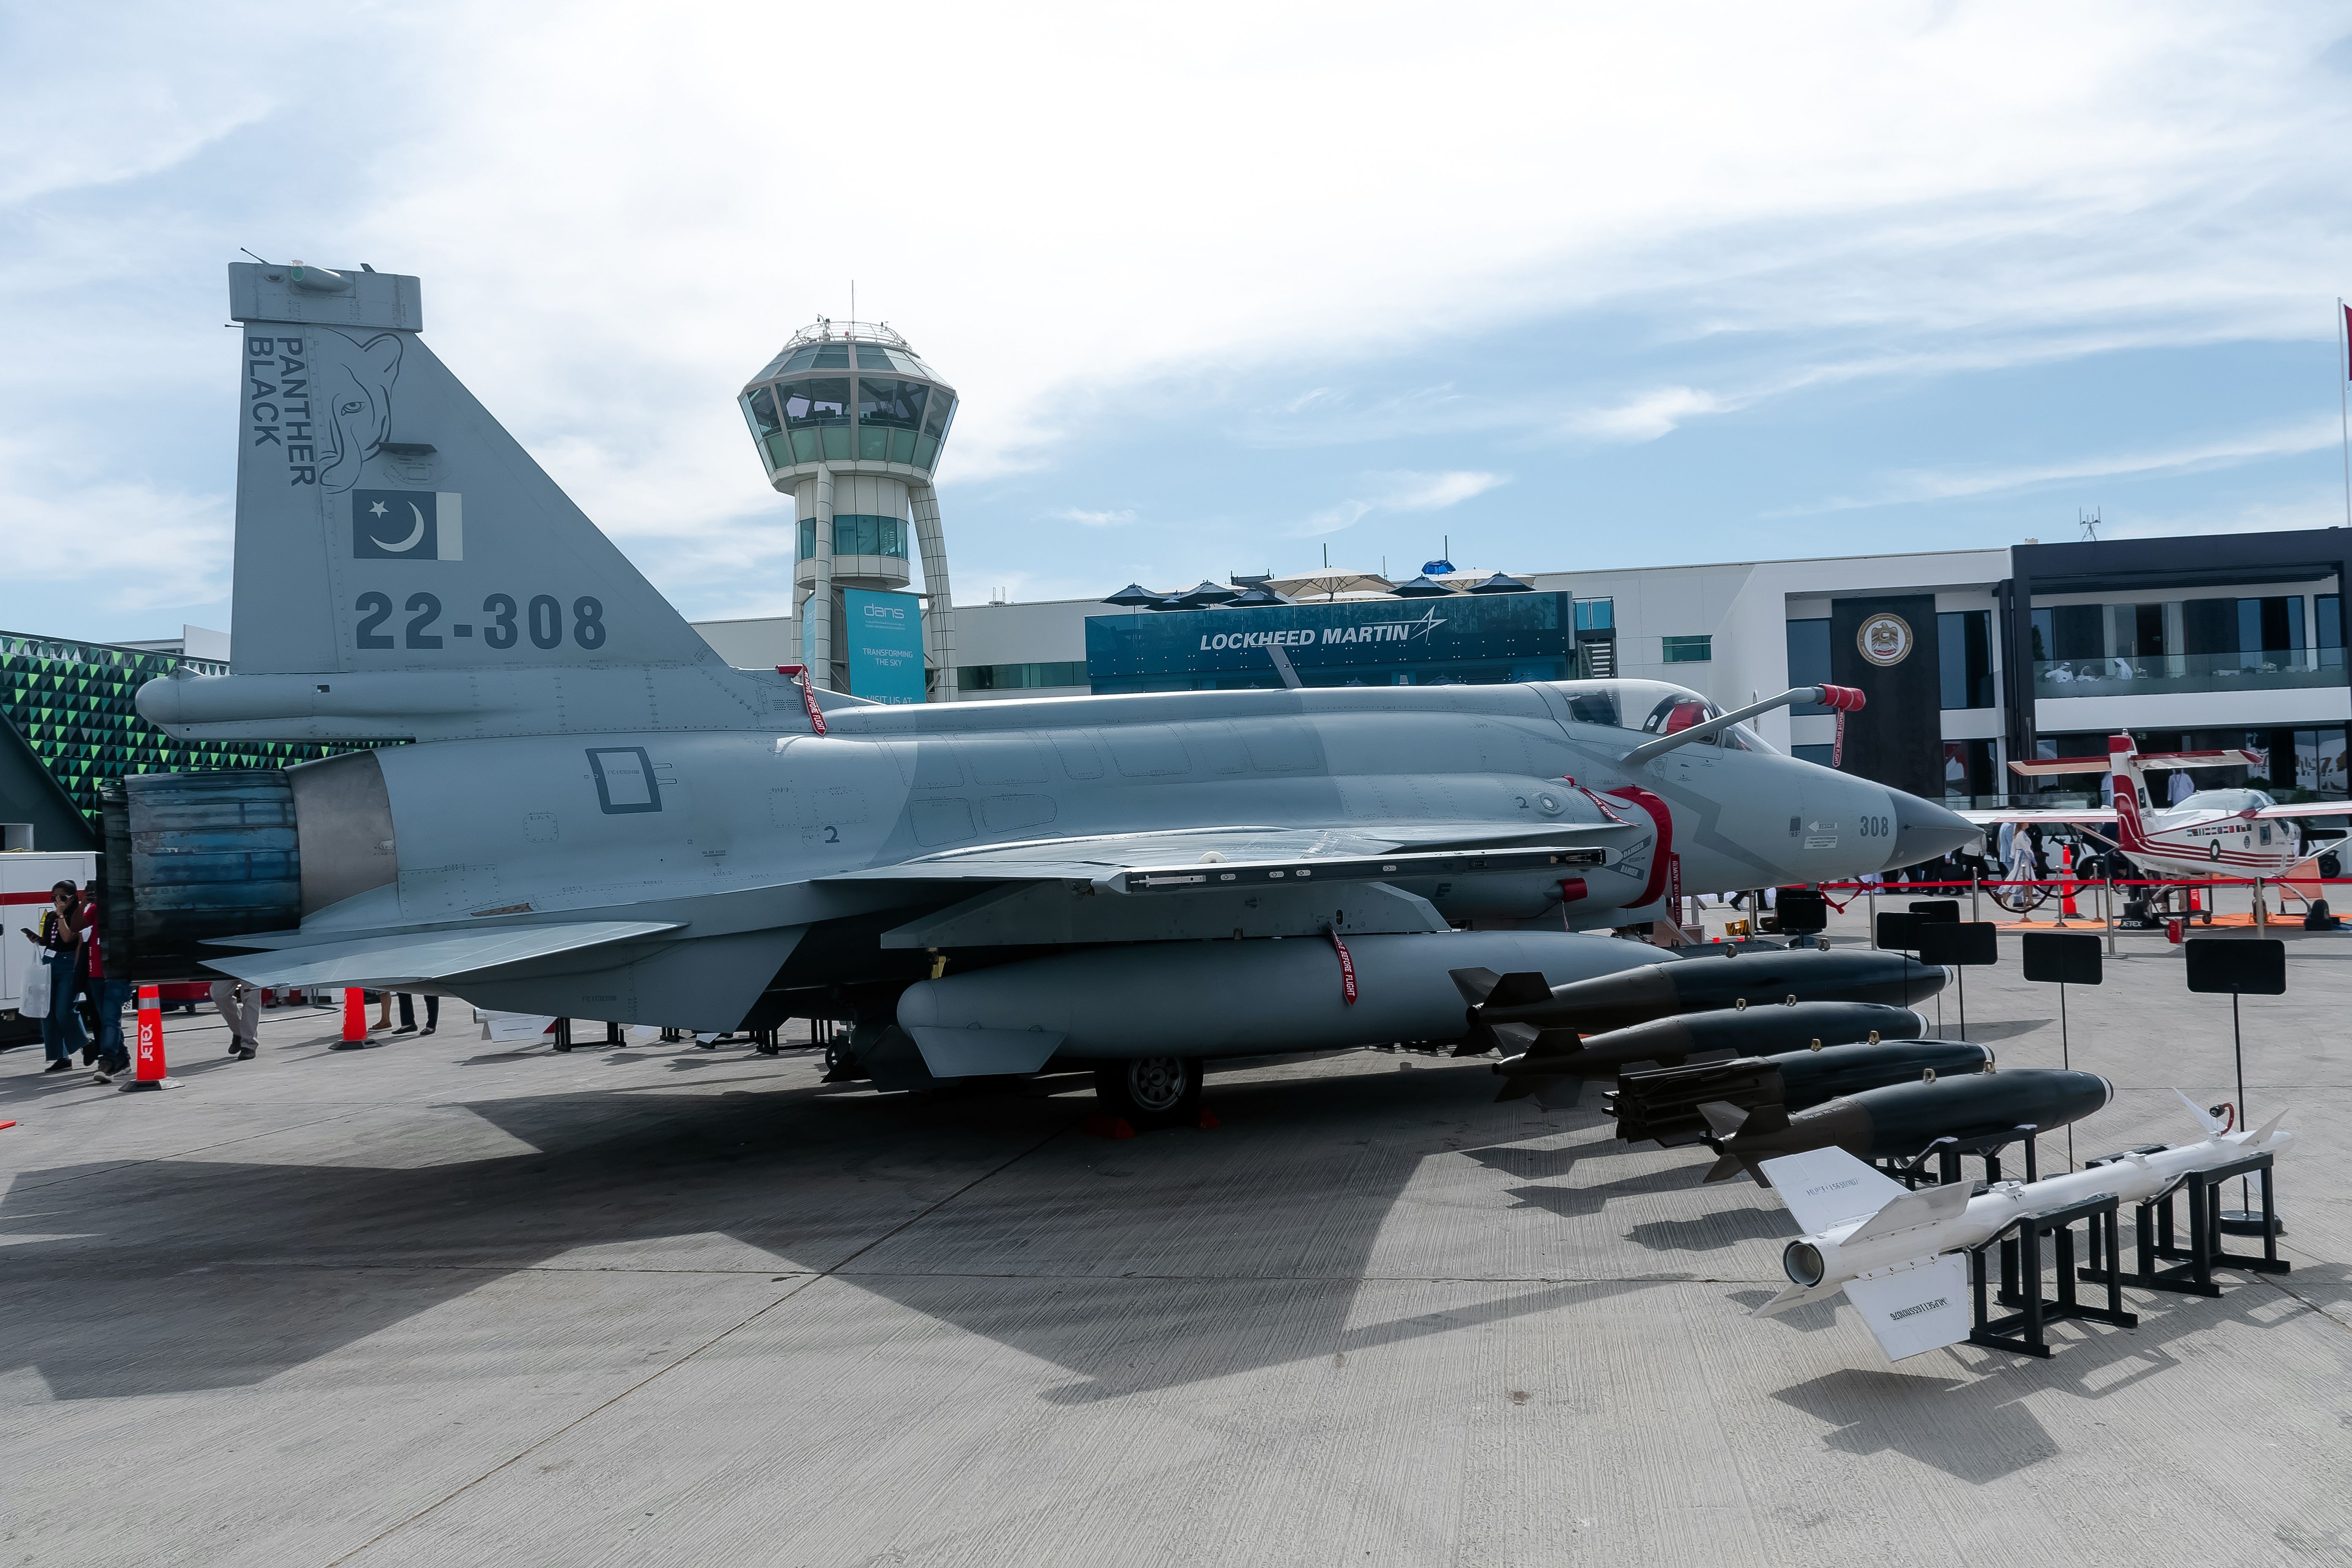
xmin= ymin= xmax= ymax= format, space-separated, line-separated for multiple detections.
xmin=858 ymin=378 xmax=929 ymax=461
xmin=797 ymin=515 xmax=909 ymax=561
xmin=780 ymin=377 xmax=853 ymax=461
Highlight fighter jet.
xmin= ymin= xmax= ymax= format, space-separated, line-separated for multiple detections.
xmin=108 ymin=261 xmax=1979 ymax=1122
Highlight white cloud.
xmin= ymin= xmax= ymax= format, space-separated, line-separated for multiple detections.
xmin=1059 ymin=507 xmax=1139 ymax=527
xmin=1296 ymin=469 xmax=1506 ymax=536
xmin=1561 ymin=387 xmax=1727 ymax=442
xmin=1772 ymin=418 xmax=2341 ymax=515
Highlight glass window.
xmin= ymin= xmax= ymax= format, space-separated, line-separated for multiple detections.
xmin=2319 ymin=595 xmax=2343 ymax=650
xmin=856 ymin=344 xmax=900 ymax=370
xmin=912 ymin=435 xmax=940 ymax=469
xmin=857 ymin=376 xmax=928 ymax=432
xmin=780 ymin=378 xmax=852 ymax=428
xmin=857 ymin=424 xmax=889 ymax=460
xmin=796 ymin=517 xmax=816 ymax=560
xmin=922 ymin=392 xmax=956 ymax=439
xmin=2029 ymin=608 xmax=2052 ymax=662
xmin=2050 ymin=604 xmax=2103 ymax=660
xmin=956 ymin=661 xmax=1087 ymax=690
xmin=1937 ymin=610 xmax=1994 ymax=709
xmin=819 ymin=426 xmax=852 ymax=461
xmin=743 ymin=386 xmax=781 ymax=438
xmin=1574 ymin=598 xmax=1614 ymax=632
xmin=781 ymin=346 xmax=822 ymax=373
xmin=2181 ymin=597 xmax=2235 ymax=656
xmin=2116 ymin=602 xmax=2167 ymax=657
xmin=1786 ymin=617 xmax=1830 ymax=714
xmin=789 ymin=428 xmax=820 ymax=463
xmin=1943 ymin=739 xmax=1994 ymax=800
xmin=830 ymin=515 xmax=907 ymax=558
xmin=811 ymin=344 xmax=850 ymax=369
xmin=887 ymin=428 xmax=917 ymax=464
xmin=1661 ymin=634 xmax=1711 ymax=663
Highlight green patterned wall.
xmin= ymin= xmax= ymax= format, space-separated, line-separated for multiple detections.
xmin=0 ymin=632 xmax=354 ymax=825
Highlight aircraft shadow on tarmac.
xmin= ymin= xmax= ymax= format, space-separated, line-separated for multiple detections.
xmin=1 ymin=1059 xmax=1688 ymax=1404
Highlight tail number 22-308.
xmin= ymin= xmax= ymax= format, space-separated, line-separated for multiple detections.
xmin=355 ymin=593 xmax=606 ymax=651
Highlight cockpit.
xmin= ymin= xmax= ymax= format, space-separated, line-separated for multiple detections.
xmin=2176 ymin=788 xmax=2274 ymax=814
xmin=1554 ymin=680 xmax=1778 ymax=753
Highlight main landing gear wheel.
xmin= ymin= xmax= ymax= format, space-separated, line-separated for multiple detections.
xmin=1094 ymin=1056 xmax=1203 ymax=1129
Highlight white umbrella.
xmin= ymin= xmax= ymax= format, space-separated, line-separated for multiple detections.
xmin=1262 ymin=568 xmax=1395 ymax=600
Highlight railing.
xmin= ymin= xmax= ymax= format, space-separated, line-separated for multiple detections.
xmin=2034 ymin=646 xmax=2346 ymax=699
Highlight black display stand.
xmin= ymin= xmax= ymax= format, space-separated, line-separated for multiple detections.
xmin=2022 ymin=931 xmax=2102 ymax=1167
xmin=2183 ymin=938 xmax=2286 ymax=1235
xmin=1917 ymin=920 xmax=1998 ymax=1041
xmin=2077 ymin=1151 xmax=2289 ymax=1297
xmin=1967 ymin=1193 xmax=2137 ymax=1357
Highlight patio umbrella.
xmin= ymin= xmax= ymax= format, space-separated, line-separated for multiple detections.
xmin=1102 ymin=583 xmax=1162 ymax=607
xmin=1263 ymin=568 xmax=1395 ymax=600
xmin=1465 ymin=572 xmax=1534 ymax=594
xmin=1390 ymin=574 xmax=1458 ymax=599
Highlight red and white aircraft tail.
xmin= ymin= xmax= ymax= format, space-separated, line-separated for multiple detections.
xmin=2006 ymin=737 xmax=2263 ymax=859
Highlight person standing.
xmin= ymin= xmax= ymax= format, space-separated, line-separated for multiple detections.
xmin=20 ymin=881 xmax=87 ymax=1073
xmin=80 ymin=884 xmax=132 ymax=1083
xmin=392 ymin=992 xmax=438 ymax=1035
xmin=209 ymin=979 xmax=259 ymax=1060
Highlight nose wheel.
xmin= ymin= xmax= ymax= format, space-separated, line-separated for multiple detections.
xmin=1093 ymin=1056 xmax=1203 ymax=1129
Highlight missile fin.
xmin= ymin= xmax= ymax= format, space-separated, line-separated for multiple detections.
xmin=1840 ymin=1178 xmax=1973 ymax=1247
xmin=2248 ymin=1109 xmax=2289 ymax=1146
xmin=2173 ymin=1087 xmax=2228 ymax=1137
xmin=1531 ymin=1078 xmax=1581 ymax=1111
xmin=1451 ymin=967 xmax=1504 ymax=1007
xmin=1752 ymin=1278 xmax=1845 ymax=1317
xmin=1760 ymin=1147 xmax=1908 ymax=1235
xmin=1845 ymin=1255 xmax=1971 ymax=1360
xmin=1487 ymin=971 xmax=1555 ymax=1008
xmin=1491 ymin=1021 xmax=1544 ymax=1056
xmin=1702 ymin=1151 xmax=1748 ymax=1184
xmin=1697 ymin=1101 xmax=1751 ymax=1138
xmin=1494 ymin=1077 xmax=1542 ymax=1103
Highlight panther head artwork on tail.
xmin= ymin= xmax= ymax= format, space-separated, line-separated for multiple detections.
xmin=314 ymin=329 xmax=403 ymax=494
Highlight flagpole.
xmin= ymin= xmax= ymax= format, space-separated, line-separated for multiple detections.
xmin=2339 ymin=298 xmax=2351 ymax=528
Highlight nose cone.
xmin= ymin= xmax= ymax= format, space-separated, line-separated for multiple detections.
xmin=1885 ymin=789 xmax=1979 ymax=868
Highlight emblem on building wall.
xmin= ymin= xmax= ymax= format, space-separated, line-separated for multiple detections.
xmin=1856 ymin=612 xmax=1914 ymax=667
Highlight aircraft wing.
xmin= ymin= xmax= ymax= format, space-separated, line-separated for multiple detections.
xmin=2256 ymin=803 xmax=2352 ymax=820
xmin=817 ymin=819 xmax=1639 ymax=889
xmin=201 ymin=920 xmax=684 ymax=988
xmin=1957 ymin=808 xmax=2117 ymax=827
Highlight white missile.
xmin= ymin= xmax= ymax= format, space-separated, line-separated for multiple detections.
xmin=1752 ymin=1092 xmax=2292 ymax=1361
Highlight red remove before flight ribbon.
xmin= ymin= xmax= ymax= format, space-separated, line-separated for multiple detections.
xmin=1326 ymin=926 xmax=1358 ymax=1004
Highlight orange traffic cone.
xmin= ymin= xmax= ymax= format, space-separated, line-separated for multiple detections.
xmin=120 ymin=984 xmax=177 ymax=1092
xmin=331 ymin=986 xmax=372 ymax=1051
xmin=2060 ymin=844 xmax=2080 ymax=920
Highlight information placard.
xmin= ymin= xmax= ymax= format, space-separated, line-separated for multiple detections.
xmin=844 ymin=588 xmax=926 ymax=704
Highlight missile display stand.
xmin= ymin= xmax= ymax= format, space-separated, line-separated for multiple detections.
xmin=1966 ymin=1192 xmax=2138 ymax=1358
xmin=2078 ymin=1149 xmax=2288 ymax=1299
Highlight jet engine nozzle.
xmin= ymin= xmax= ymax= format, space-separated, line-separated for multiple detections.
xmin=1782 ymin=1240 xmax=1827 ymax=1287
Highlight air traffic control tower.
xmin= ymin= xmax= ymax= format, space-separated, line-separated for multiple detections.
xmin=738 ymin=321 xmax=958 ymax=699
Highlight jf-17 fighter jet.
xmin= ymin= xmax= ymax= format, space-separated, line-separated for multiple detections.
xmin=108 ymin=261 xmax=1977 ymax=1124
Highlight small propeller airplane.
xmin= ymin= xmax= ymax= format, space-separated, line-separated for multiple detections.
xmin=1960 ymin=735 xmax=2347 ymax=901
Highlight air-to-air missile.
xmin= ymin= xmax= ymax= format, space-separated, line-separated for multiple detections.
xmin=1606 ymin=1038 xmax=1994 ymax=1146
xmin=1456 ymin=947 xmax=1950 ymax=1050
xmin=105 ymin=259 xmax=1982 ymax=1124
xmin=1752 ymin=1095 xmax=2292 ymax=1361
xmin=1698 ymin=1067 xmax=2113 ymax=1184
xmin=1489 ymin=999 xmax=1926 ymax=1104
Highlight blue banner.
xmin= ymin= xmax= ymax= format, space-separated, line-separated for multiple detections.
xmin=1086 ymin=591 xmax=1572 ymax=693
xmin=844 ymin=588 xmax=926 ymax=703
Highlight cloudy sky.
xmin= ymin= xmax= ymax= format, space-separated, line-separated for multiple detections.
xmin=5 ymin=2 xmax=2350 ymax=642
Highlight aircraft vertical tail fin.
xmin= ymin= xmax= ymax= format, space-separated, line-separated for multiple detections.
xmin=221 ymin=263 xmax=715 ymax=681
xmin=2109 ymin=736 xmax=2153 ymax=854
